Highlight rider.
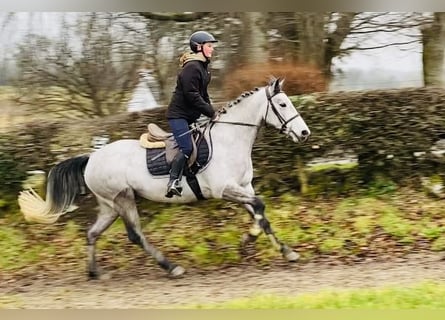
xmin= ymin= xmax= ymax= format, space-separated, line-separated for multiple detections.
xmin=165 ymin=31 xmax=218 ymax=198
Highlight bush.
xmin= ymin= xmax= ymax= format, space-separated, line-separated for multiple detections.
xmin=0 ymin=143 xmax=28 ymax=197
xmin=0 ymin=134 xmax=28 ymax=215
xmin=221 ymin=62 xmax=327 ymax=100
xmin=0 ymin=150 xmax=28 ymax=216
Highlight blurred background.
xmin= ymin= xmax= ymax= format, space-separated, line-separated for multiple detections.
xmin=0 ymin=12 xmax=435 ymax=117
xmin=1 ymin=13 xmax=445 ymax=297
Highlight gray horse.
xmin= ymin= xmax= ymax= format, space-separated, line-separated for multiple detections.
xmin=18 ymin=78 xmax=311 ymax=279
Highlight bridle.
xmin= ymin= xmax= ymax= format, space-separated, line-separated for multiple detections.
xmin=211 ymin=85 xmax=301 ymax=134
xmin=153 ymin=85 xmax=302 ymax=163
xmin=193 ymin=85 xmax=303 ymax=164
xmin=264 ymin=86 xmax=300 ymax=134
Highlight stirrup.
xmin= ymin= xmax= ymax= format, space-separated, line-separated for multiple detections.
xmin=165 ymin=179 xmax=183 ymax=198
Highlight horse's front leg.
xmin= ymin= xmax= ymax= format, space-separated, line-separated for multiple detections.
xmin=222 ymin=183 xmax=299 ymax=262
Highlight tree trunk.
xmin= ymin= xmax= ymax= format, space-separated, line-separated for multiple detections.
xmin=324 ymin=13 xmax=356 ymax=78
xmin=421 ymin=12 xmax=445 ymax=87
xmin=238 ymin=12 xmax=269 ymax=65
xmin=294 ymin=12 xmax=355 ymax=77
xmin=294 ymin=13 xmax=326 ymax=69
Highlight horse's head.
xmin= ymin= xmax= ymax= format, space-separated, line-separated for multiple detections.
xmin=264 ymin=78 xmax=311 ymax=143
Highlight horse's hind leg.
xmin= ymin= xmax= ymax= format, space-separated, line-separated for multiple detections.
xmin=223 ymin=183 xmax=299 ymax=262
xmin=240 ymin=203 xmax=263 ymax=253
xmin=87 ymin=198 xmax=119 ymax=279
xmin=116 ymin=189 xmax=185 ymax=278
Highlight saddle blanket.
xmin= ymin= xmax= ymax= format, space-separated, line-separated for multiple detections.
xmin=146 ymin=138 xmax=210 ymax=176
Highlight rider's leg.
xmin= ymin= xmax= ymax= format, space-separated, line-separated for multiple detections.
xmin=166 ymin=152 xmax=187 ymax=197
xmin=166 ymin=118 xmax=193 ymax=198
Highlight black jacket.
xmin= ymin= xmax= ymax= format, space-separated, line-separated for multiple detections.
xmin=166 ymin=58 xmax=215 ymax=123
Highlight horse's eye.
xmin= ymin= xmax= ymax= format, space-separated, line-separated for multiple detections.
xmin=279 ymin=102 xmax=287 ymax=108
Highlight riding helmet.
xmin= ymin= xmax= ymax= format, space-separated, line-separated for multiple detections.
xmin=189 ymin=31 xmax=218 ymax=53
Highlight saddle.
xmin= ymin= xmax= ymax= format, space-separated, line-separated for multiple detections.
xmin=139 ymin=123 xmax=200 ymax=166
xmin=139 ymin=123 xmax=210 ymax=200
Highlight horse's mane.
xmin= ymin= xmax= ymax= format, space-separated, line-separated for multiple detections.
xmin=211 ymin=91 xmax=257 ymax=115
xmin=225 ymin=87 xmax=261 ymax=108
xmin=225 ymin=77 xmax=280 ymax=109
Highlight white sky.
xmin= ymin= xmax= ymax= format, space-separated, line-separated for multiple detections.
xmin=338 ymin=45 xmax=422 ymax=71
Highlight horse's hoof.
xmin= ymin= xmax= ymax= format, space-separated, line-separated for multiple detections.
xmin=169 ymin=265 xmax=185 ymax=278
xmin=240 ymin=234 xmax=257 ymax=257
xmin=241 ymin=233 xmax=249 ymax=245
xmin=88 ymin=271 xmax=100 ymax=280
xmin=241 ymin=233 xmax=258 ymax=246
xmin=284 ymin=250 xmax=300 ymax=262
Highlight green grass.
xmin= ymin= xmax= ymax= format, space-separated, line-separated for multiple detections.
xmin=0 ymin=224 xmax=57 ymax=270
xmin=307 ymin=162 xmax=357 ymax=173
xmin=319 ymin=237 xmax=345 ymax=253
xmin=378 ymin=210 xmax=415 ymax=242
xmin=0 ymin=86 xmax=16 ymax=100
xmin=1 ymin=188 xmax=445 ymax=272
xmin=189 ymin=281 xmax=445 ymax=309
xmin=431 ymin=236 xmax=445 ymax=251
xmin=0 ymin=295 xmax=23 ymax=308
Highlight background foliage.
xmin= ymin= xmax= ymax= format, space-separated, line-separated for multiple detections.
xmin=2 ymin=86 xmax=445 ymax=199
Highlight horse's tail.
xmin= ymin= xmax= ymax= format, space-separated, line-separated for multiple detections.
xmin=18 ymin=155 xmax=90 ymax=224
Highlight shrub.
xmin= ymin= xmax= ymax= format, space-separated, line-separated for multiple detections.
xmin=0 ymin=136 xmax=28 ymax=197
xmin=221 ymin=62 xmax=327 ymax=100
xmin=0 ymin=150 xmax=28 ymax=216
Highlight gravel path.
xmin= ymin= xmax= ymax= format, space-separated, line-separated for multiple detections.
xmin=1 ymin=252 xmax=445 ymax=308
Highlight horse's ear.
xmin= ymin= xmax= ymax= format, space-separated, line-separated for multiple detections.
xmin=273 ymin=77 xmax=282 ymax=94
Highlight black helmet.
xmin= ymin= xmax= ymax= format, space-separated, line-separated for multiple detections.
xmin=189 ymin=31 xmax=218 ymax=53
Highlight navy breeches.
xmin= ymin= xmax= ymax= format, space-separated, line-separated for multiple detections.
xmin=168 ymin=118 xmax=193 ymax=157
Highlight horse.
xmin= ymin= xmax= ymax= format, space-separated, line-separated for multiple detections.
xmin=18 ymin=77 xmax=311 ymax=279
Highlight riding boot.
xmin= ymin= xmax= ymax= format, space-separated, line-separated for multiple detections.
xmin=165 ymin=152 xmax=187 ymax=198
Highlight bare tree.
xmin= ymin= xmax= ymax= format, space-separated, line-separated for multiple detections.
xmin=133 ymin=12 xmax=244 ymax=103
xmin=14 ymin=13 xmax=148 ymax=118
xmin=237 ymin=13 xmax=269 ymax=65
xmin=137 ymin=12 xmax=210 ymax=22
xmin=12 ymin=11 xmax=437 ymax=114
xmin=268 ymin=12 xmax=430 ymax=77
xmin=134 ymin=12 xmax=433 ymax=96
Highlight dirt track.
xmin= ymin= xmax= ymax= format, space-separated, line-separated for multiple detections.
xmin=1 ymin=252 xmax=445 ymax=308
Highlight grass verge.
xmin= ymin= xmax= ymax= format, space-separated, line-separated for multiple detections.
xmin=188 ymin=281 xmax=445 ymax=309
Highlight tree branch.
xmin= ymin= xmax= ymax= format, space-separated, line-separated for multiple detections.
xmin=343 ymin=39 xmax=420 ymax=51
xmin=136 ymin=12 xmax=210 ymax=22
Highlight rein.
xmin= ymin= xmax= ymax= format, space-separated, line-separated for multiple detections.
xmin=195 ymin=85 xmax=302 ymax=165
xmin=211 ymin=85 xmax=300 ymax=132
xmin=210 ymin=120 xmax=259 ymax=127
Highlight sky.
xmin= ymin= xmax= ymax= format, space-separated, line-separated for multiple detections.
xmin=339 ymin=44 xmax=422 ymax=72
xmin=330 ymin=13 xmax=424 ymax=91
xmin=330 ymin=44 xmax=423 ymax=90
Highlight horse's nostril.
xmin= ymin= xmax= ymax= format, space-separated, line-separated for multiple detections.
xmin=301 ymin=130 xmax=309 ymax=136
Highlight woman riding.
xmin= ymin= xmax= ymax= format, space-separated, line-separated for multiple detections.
xmin=165 ymin=30 xmax=218 ymax=198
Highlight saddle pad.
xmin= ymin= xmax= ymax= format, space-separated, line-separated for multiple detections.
xmin=146 ymin=138 xmax=210 ymax=176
